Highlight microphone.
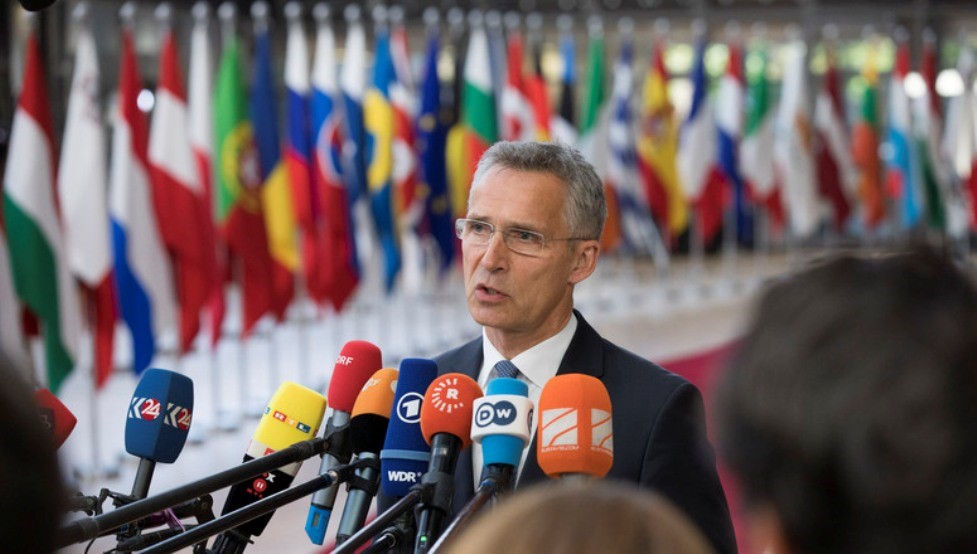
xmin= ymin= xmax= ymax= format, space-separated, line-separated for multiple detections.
xmin=381 ymin=358 xmax=438 ymax=498
xmin=335 ymin=367 xmax=398 ymax=543
xmin=306 ymin=340 xmax=382 ymax=545
xmin=415 ymin=373 xmax=483 ymax=552
xmin=537 ymin=374 xmax=613 ymax=479
xmin=211 ymin=382 xmax=327 ymax=553
xmin=430 ymin=377 xmax=532 ymax=551
xmin=17 ymin=0 xmax=58 ymax=11
xmin=125 ymin=368 xmax=194 ymax=499
xmin=34 ymin=388 xmax=77 ymax=448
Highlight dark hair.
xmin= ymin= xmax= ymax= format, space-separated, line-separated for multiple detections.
xmin=470 ymin=141 xmax=607 ymax=240
xmin=716 ymin=248 xmax=977 ymax=553
xmin=0 ymin=355 xmax=67 ymax=553
xmin=444 ymin=480 xmax=713 ymax=554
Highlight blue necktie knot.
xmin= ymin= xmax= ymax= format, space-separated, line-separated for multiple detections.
xmin=493 ymin=359 xmax=520 ymax=380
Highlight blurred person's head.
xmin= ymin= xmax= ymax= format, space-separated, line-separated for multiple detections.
xmin=444 ymin=479 xmax=714 ymax=554
xmin=717 ymin=248 xmax=977 ymax=554
xmin=0 ymin=354 xmax=67 ymax=553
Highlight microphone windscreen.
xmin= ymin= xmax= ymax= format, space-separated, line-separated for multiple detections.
xmin=349 ymin=368 xmax=397 ymax=454
xmin=34 ymin=388 xmax=77 ymax=448
xmin=381 ymin=358 xmax=437 ymax=497
xmin=474 ymin=377 xmax=532 ymax=467
xmin=252 ymin=382 xmax=327 ymax=457
xmin=327 ymin=340 xmax=383 ymax=413
xmin=537 ymin=374 xmax=613 ymax=478
xmin=125 ymin=368 xmax=194 ymax=464
xmin=420 ymin=373 xmax=483 ymax=448
xmin=17 ymin=0 xmax=58 ymax=11
xmin=221 ymin=382 xmax=326 ymax=537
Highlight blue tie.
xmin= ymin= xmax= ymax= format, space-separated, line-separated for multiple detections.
xmin=493 ymin=359 xmax=520 ymax=380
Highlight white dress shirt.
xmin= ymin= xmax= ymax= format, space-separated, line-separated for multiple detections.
xmin=472 ymin=313 xmax=578 ymax=489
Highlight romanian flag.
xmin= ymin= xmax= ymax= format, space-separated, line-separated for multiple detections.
xmin=252 ymin=27 xmax=297 ymax=321
xmin=526 ymin=34 xmax=552 ymax=142
xmin=214 ymin=31 xmax=273 ymax=336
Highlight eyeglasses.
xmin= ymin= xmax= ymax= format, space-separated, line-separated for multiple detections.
xmin=455 ymin=218 xmax=589 ymax=256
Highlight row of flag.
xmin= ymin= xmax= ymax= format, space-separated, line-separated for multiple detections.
xmin=3 ymin=3 xmax=977 ymax=394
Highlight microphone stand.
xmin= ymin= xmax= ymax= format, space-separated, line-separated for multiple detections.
xmin=140 ymin=460 xmax=368 ymax=554
xmin=359 ymin=510 xmax=416 ymax=554
xmin=56 ymin=436 xmax=332 ymax=548
xmin=427 ymin=465 xmax=513 ymax=553
xmin=332 ymin=489 xmax=423 ymax=554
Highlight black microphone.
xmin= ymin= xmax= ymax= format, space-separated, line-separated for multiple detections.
xmin=17 ymin=0 xmax=58 ymax=11
xmin=414 ymin=374 xmax=483 ymax=552
xmin=334 ymin=368 xmax=398 ymax=543
xmin=210 ymin=382 xmax=327 ymax=553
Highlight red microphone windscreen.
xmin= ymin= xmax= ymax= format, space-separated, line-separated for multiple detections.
xmin=420 ymin=373 xmax=483 ymax=449
xmin=34 ymin=388 xmax=77 ymax=448
xmin=327 ymin=341 xmax=383 ymax=412
xmin=537 ymin=374 xmax=613 ymax=478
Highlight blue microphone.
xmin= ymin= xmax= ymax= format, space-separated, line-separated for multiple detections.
xmin=380 ymin=358 xmax=437 ymax=498
xmin=124 ymin=368 xmax=194 ymax=499
xmin=475 ymin=377 xmax=532 ymax=474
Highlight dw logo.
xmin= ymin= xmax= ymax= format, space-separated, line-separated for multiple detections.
xmin=396 ymin=392 xmax=424 ymax=424
xmin=474 ymin=400 xmax=517 ymax=428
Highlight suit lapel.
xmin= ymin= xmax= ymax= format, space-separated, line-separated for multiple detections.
xmin=520 ymin=311 xmax=605 ymax=485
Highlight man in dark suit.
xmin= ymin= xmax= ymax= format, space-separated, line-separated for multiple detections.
xmin=435 ymin=141 xmax=735 ymax=553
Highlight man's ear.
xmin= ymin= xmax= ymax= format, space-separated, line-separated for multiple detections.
xmin=568 ymin=240 xmax=600 ymax=285
xmin=749 ymin=505 xmax=793 ymax=554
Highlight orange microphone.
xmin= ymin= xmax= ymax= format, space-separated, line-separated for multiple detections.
xmin=336 ymin=368 xmax=398 ymax=543
xmin=537 ymin=374 xmax=614 ymax=479
xmin=415 ymin=373 xmax=483 ymax=552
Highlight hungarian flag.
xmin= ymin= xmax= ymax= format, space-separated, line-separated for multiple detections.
xmin=110 ymin=30 xmax=176 ymax=375
xmin=58 ymin=23 xmax=116 ymax=387
xmin=417 ymin=28 xmax=455 ymax=274
xmin=3 ymin=31 xmax=83 ymax=392
xmin=741 ymin=42 xmax=784 ymax=229
xmin=678 ymin=36 xmax=726 ymax=244
xmin=188 ymin=5 xmax=226 ymax=349
xmin=774 ymin=38 xmax=820 ymax=238
xmin=214 ymin=30 xmax=274 ymax=336
xmin=365 ymin=25 xmax=402 ymax=293
xmin=551 ymin=26 xmax=578 ymax=146
xmin=884 ymin=35 xmax=923 ymax=229
xmin=149 ymin=29 xmax=218 ymax=353
xmin=814 ymin=44 xmax=855 ymax=231
xmin=851 ymin=54 xmax=886 ymax=228
xmin=312 ymin=10 xmax=358 ymax=311
xmin=715 ymin=40 xmax=752 ymax=245
xmin=252 ymin=26 xmax=297 ymax=321
xmin=500 ymin=26 xmax=534 ymax=142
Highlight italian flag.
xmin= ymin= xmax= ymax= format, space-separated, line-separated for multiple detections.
xmin=3 ymin=32 xmax=82 ymax=392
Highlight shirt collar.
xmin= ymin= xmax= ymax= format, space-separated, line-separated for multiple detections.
xmin=480 ymin=312 xmax=578 ymax=389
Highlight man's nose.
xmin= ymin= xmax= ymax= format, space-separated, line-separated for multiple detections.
xmin=480 ymin=230 xmax=509 ymax=268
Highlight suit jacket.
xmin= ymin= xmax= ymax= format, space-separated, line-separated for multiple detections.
xmin=432 ymin=311 xmax=736 ymax=553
